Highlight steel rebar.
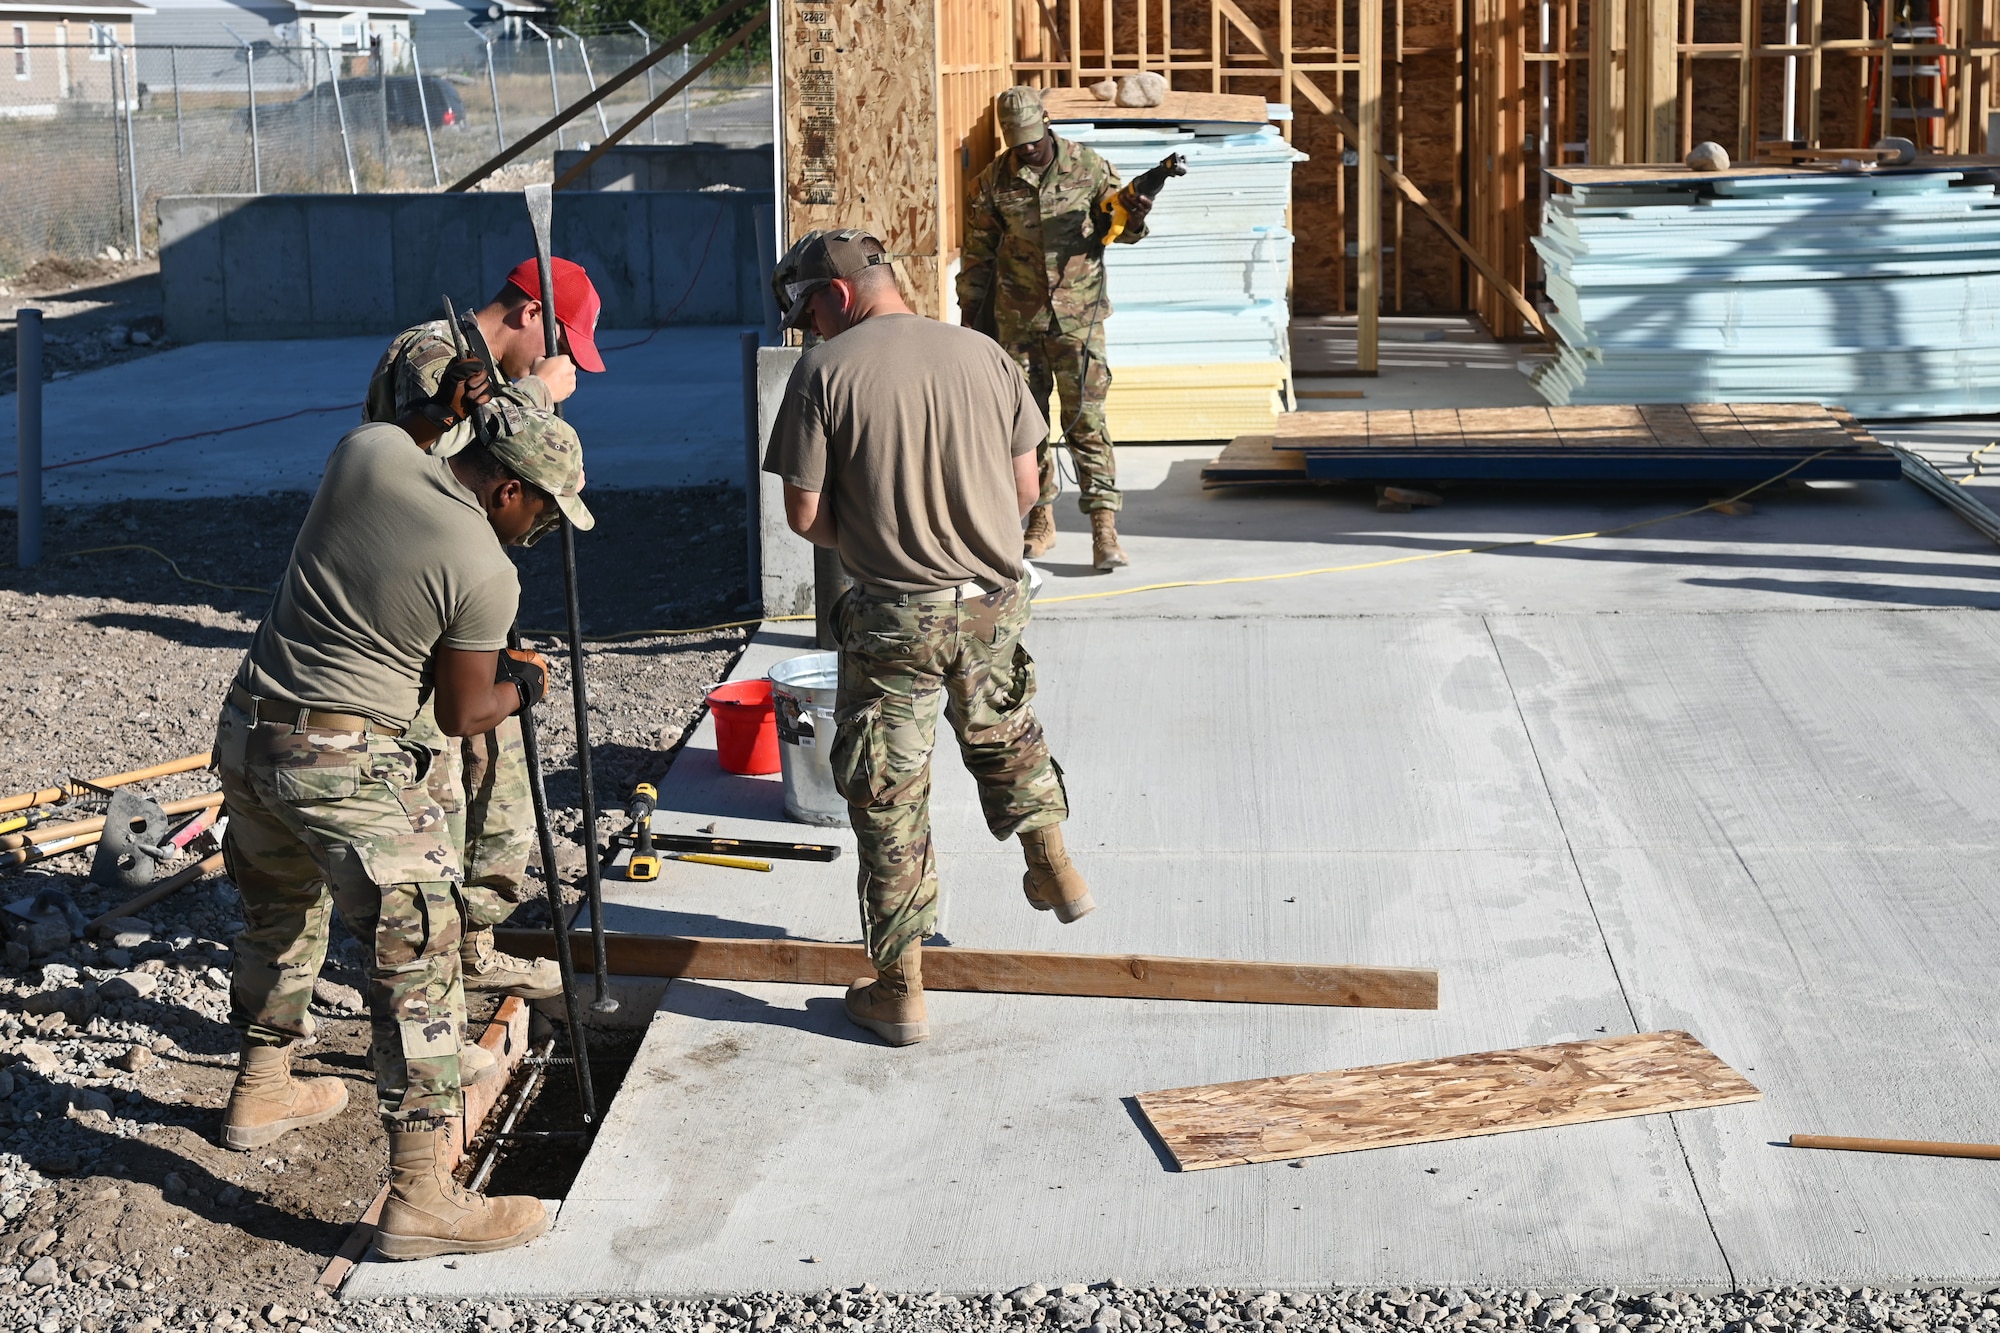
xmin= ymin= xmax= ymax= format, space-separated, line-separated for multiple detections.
xmin=15 ymin=309 xmax=42 ymax=569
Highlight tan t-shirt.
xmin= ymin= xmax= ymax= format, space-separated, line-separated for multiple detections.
xmin=763 ymin=313 xmax=1046 ymax=593
xmin=237 ymin=422 xmax=519 ymax=729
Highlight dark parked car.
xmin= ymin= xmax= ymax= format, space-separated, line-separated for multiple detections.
xmin=240 ymin=74 xmax=467 ymax=132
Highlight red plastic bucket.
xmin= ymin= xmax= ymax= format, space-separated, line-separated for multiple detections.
xmin=709 ymin=679 xmax=780 ymax=775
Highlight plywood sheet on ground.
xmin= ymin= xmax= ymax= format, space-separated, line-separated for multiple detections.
xmin=1137 ymin=1030 xmax=1761 ymax=1170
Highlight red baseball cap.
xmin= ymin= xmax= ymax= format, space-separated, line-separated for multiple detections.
xmin=506 ymin=256 xmax=606 ymax=373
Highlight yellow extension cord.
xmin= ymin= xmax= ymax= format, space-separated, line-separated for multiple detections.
xmin=49 ymin=449 xmax=1838 ymax=640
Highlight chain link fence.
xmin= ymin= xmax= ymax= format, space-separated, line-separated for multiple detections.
xmin=0 ymin=32 xmax=768 ymax=278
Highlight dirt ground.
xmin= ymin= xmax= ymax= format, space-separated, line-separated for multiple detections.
xmin=0 ymin=486 xmax=746 ymax=1319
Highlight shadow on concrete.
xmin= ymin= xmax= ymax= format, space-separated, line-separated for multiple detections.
xmin=661 ymin=979 xmax=876 ymax=1044
xmin=1681 ymin=576 xmax=2000 ymax=608
xmin=1118 ymin=1095 xmax=1181 ymax=1173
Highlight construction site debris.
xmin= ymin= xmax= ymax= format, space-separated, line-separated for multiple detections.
xmin=1135 ymin=1030 xmax=1759 ymax=1170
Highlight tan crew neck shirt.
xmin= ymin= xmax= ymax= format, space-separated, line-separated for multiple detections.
xmin=236 ymin=422 xmax=519 ymax=729
xmin=763 ymin=313 xmax=1046 ymax=594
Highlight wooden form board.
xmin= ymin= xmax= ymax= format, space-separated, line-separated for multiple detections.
xmin=1136 ymin=1029 xmax=1761 ymax=1170
xmin=496 ymin=930 xmax=1439 ymax=1010
xmin=1271 ymin=402 xmax=1872 ymax=452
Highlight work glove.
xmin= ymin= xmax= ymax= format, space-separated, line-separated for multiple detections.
xmin=431 ymin=355 xmax=495 ymax=427
xmin=497 ymin=647 xmax=549 ymax=713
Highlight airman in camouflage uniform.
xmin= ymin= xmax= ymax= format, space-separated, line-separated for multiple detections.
xmin=219 ymin=386 xmax=592 ymax=1260
xmin=958 ymin=86 xmax=1150 ymax=572
xmin=364 ymin=256 xmax=605 ymax=1001
xmin=827 ymin=582 xmax=1069 ymax=971
xmin=766 ymin=227 xmax=1097 ymax=1049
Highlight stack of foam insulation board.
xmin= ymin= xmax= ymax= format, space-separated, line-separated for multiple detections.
xmin=1531 ymin=170 xmax=2000 ymax=417
xmin=1052 ymin=121 xmax=1305 ymax=440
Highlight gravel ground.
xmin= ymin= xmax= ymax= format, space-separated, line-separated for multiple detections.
xmin=9 ymin=1278 xmax=2000 ymax=1333
xmin=0 ymin=486 xmax=746 ymax=1318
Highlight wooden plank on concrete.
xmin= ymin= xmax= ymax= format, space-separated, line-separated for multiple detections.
xmin=497 ymin=930 xmax=1441 ymax=1010
xmin=1136 ymin=1030 xmax=1760 ymax=1170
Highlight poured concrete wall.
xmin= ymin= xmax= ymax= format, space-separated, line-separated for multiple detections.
xmin=552 ymin=143 xmax=774 ymax=193
xmin=158 ymin=190 xmax=777 ymax=342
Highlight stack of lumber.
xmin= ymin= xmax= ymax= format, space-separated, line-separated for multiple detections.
xmin=1200 ymin=402 xmax=1904 ymax=486
xmin=1531 ymin=169 xmax=2000 ymax=417
xmin=1052 ymin=118 xmax=1304 ymax=441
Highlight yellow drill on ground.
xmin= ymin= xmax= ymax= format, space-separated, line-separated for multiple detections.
xmin=626 ymin=783 xmax=662 ymax=881
xmin=1098 ymin=151 xmax=1189 ymax=245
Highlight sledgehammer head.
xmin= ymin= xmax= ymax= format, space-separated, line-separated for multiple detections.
xmin=91 ymin=788 xmax=172 ymax=891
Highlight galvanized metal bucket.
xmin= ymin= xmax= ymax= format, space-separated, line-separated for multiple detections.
xmin=768 ymin=652 xmax=848 ymax=828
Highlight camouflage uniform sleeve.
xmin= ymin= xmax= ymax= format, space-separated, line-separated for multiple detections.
xmin=364 ymin=324 xmax=458 ymax=424
xmin=956 ymin=167 xmax=1003 ymax=316
xmin=510 ymin=375 xmax=555 ymax=411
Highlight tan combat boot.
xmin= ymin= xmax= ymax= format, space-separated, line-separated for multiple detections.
xmin=460 ymin=925 xmax=563 ymax=1000
xmin=220 ymin=1042 xmax=349 ymax=1151
xmin=460 ymin=1039 xmax=500 ymax=1089
xmin=375 ymin=1118 xmax=549 ymax=1261
xmin=1023 ymin=504 xmax=1057 ymax=559
xmin=1021 ymin=824 xmax=1096 ymax=922
xmin=1090 ymin=511 xmax=1129 ymax=571
xmin=844 ymin=946 xmax=929 ymax=1047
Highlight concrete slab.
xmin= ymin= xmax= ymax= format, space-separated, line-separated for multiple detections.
xmin=357 ymin=592 xmax=2000 ymax=1296
xmin=0 ymin=326 xmax=762 ymax=506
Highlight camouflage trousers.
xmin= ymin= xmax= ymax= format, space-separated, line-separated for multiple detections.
xmin=1004 ymin=327 xmax=1120 ymax=514
xmin=827 ymin=582 xmax=1068 ymax=970
xmin=403 ymin=703 xmax=533 ymax=929
xmin=215 ymin=695 xmax=466 ymax=1121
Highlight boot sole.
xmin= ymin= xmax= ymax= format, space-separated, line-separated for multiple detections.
xmin=1093 ymin=554 xmax=1129 ymax=571
xmin=1026 ymin=889 xmax=1097 ymax=923
xmin=373 ymin=1211 xmax=551 ymax=1262
xmin=221 ymin=1087 xmax=350 ymax=1152
xmin=847 ymin=1011 xmax=931 ymax=1046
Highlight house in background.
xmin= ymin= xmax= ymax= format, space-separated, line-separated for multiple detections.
xmin=1 ymin=0 xmax=152 ymax=115
xmin=134 ymin=0 xmax=421 ymax=92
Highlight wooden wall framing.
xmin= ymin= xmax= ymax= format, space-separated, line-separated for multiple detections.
xmin=774 ymin=0 xmax=2000 ymax=360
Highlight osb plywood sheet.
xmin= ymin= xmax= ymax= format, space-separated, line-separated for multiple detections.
xmin=1136 ymin=1030 xmax=1761 ymax=1170
xmin=779 ymin=0 xmax=943 ymax=316
xmin=1042 ymin=89 xmax=1272 ymax=123
xmin=1271 ymin=403 xmax=1870 ymax=452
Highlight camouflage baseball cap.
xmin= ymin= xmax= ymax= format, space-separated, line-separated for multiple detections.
xmin=997 ymin=86 xmax=1049 ymax=149
xmin=771 ymin=227 xmax=892 ymax=329
xmin=475 ymin=391 xmax=594 ymax=532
